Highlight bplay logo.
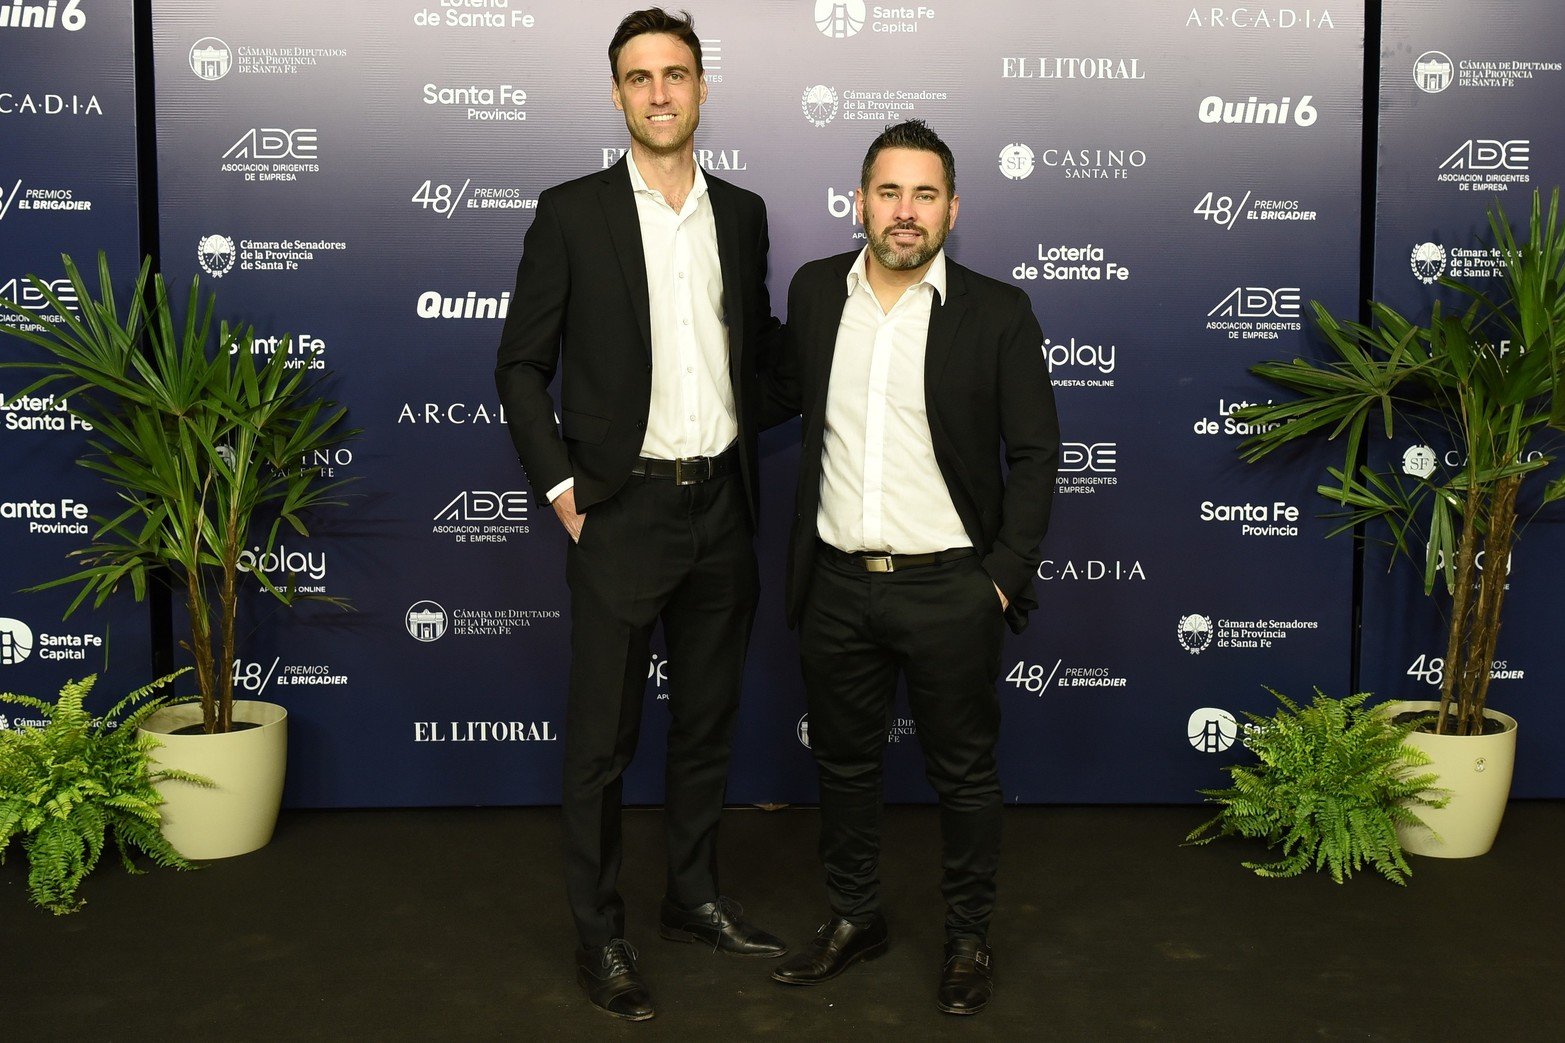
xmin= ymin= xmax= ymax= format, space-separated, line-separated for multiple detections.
xmin=797 ymin=713 xmax=811 ymax=749
xmin=1188 ymin=707 xmax=1238 ymax=752
xmin=815 ymin=0 xmax=866 ymax=38
xmin=998 ymin=143 xmax=1034 ymax=180
xmin=0 ymin=0 xmax=86 ymax=31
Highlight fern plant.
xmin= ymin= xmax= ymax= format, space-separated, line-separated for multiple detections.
xmin=0 ymin=672 xmax=208 ymax=914
xmin=1185 ymin=689 xmax=1447 ymax=884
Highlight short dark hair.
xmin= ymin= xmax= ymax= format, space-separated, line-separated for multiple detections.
xmin=860 ymin=120 xmax=956 ymax=197
xmin=608 ymin=8 xmax=702 ymax=81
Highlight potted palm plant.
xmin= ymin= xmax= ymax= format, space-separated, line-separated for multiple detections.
xmin=1232 ymin=188 xmax=1565 ymax=857
xmin=0 ymin=253 xmax=356 ymax=858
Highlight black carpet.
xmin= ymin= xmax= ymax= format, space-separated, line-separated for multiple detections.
xmin=4 ymin=803 xmax=1561 ymax=1041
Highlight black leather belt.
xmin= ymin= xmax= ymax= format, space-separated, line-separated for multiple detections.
xmin=819 ymin=542 xmax=975 ymax=574
xmin=631 ymin=445 xmax=738 ymax=485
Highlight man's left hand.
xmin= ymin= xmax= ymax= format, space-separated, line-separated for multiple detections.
xmin=993 ymin=582 xmax=1009 ymax=611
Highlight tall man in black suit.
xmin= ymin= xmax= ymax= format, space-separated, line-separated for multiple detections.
xmin=494 ymin=7 xmax=786 ymax=1022
xmin=767 ymin=121 xmax=1058 ymax=1016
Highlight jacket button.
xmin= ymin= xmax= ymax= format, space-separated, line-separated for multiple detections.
xmin=636 ymin=421 xmax=645 ymax=430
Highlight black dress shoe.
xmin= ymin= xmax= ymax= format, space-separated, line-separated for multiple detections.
xmin=770 ymin=914 xmax=888 ymax=985
xmin=657 ymin=897 xmax=788 ymax=957
xmin=576 ymin=939 xmax=655 ymax=1021
xmin=937 ymin=937 xmax=993 ymax=1015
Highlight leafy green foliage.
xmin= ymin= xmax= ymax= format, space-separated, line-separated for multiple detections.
xmin=0 ymin=253 xmax=357 ymax=732
xmin=0 ymin=672 xmax=209 ymax=914
xmin=1233 ymin=189 xmax=1565 ymax=734
xmin=1186 ymin=690 xmax=1447 ymax=884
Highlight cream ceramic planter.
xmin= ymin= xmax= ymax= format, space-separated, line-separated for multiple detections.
xmin=1390 ymin=700 xmax=1517 ymax=859
xmin=139 ymin=700 xmax=288 ymax=860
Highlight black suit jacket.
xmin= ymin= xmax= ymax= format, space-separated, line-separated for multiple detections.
xmin=495 ymin=156 xmax=778 ymax=524
xmin=771 ymin=250 xmax=1059 ymax=634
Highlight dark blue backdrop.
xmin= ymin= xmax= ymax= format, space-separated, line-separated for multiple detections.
xmin=3 ymin=1 xmax=1560 ymax=806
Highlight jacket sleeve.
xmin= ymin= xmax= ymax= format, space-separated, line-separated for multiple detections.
xmin=758 ymin=263 xmax=808 ymax=428
xmin=985 ymin=288 xmax=1059 ymax=634
xmin=494 ymin=190 xmax=574 ymax=499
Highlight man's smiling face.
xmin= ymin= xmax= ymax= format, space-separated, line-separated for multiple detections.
xmin=612 ymin=32 xmax=705 ymax=158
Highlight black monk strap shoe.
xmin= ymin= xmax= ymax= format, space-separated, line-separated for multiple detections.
xmin=576 ymin=939 xmax=655 ymax=1022
xmin=936 ymin=937 xmax=994 ymax=1016
xmin=770 ymin=914 xmax=889 ymax=985
xmin=657 ymin=897 xmax=789 ymax=957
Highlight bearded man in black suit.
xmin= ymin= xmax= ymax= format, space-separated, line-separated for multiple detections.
xmin=767 ymin=120 xmax=1059 ymax=1017
xmin=494 ymin=7 xmax=785 ymax=1022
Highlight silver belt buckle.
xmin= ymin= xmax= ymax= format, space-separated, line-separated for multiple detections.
xmin=862 ymin=555 xmax=894 ymax=573
xmin=674 ymin=457 xmax=706 ymax=485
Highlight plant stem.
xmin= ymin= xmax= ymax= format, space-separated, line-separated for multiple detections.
xmin=1438 ymin=481 xmax=1483 ymax=734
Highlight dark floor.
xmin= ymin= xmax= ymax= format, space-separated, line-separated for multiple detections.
xmin=4 ymin=803 xmax=1562 ymax=1041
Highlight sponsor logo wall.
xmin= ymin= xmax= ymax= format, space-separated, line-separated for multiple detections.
xmin=0 ymin=2 xmax=149 ymax=708
xmin=1366 ymin=1 xmax=1565 ymax=797
xmin=1 ymin=1 xmax=1372 ymax=806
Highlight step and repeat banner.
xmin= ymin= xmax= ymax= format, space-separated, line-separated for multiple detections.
xmin=1368 ymin=2 xmax=1565 ymax=797
xmin=10 ymin=1 xmax=1411 ymax=807
xmin=0 ymin=4 xmax=150 ymax=715
xmin=139 ymin=0 xmax=1362 ymax=807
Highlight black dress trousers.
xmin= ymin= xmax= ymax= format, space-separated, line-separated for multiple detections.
xmin=799 ymin=547 xmax=1006 ymax=941
xmin=560 ymin=468 xmax=758 ymax=947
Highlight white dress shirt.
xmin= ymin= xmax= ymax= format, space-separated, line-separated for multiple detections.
xmin=816 ymin=247 xmax=971 ymax=555
xmin=546 ymin=157 xmax=733 ymax=504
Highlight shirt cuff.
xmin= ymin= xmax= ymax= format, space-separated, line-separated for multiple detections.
xmin=546 ymin=477 xmax=574 ymax=504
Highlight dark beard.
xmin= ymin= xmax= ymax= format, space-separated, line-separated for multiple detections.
xmin=867 ymin=218 xmax=948 ymax=271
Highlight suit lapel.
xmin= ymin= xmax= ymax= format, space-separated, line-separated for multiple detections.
xmin=709 ymin=177 xmax=743 ymax=373
xmin=809 ymin=256 xmax=855 ymax=423
xmin=924 ymin=260 xmax=970 ymax=444
xmin=599 ymin=157 xmax=653 ymax=359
